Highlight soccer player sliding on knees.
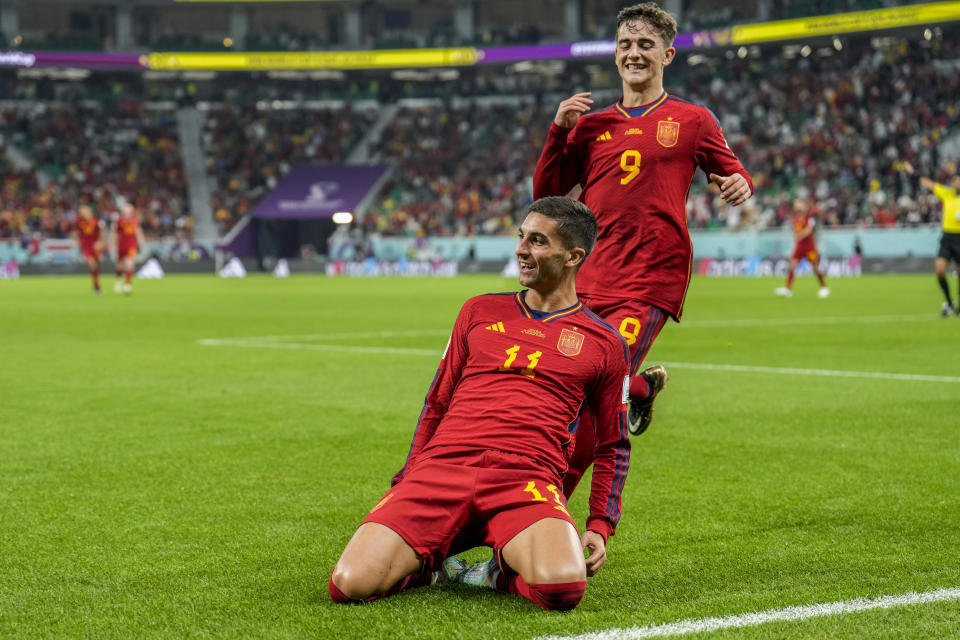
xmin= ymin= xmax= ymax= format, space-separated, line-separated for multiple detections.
xmin=330 ymin=197 xmax=630 ymax=610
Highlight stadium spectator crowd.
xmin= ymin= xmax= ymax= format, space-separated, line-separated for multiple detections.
xmin=1 ymin=30 xmax=958 ymax=251
xmin=0 ymin=102 xmax=190 ymax=248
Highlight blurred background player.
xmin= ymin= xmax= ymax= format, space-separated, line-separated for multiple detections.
xmin=775 ymin=198 xmax=829 ymax=299
xmin=110 ymin=202 xmax=145 ymax=295
xmin=903 ymin=161 xmax=960 ymax=317
xmin=75 ymin=204 xmax=104 ymax=295
xmin=329 ymin=197 xmax=629 ymax=611
xmin=533 ymin=2 xmax=753 ymax=498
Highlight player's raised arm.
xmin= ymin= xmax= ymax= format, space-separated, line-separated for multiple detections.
xmin=533 ymin=94 xmax=591 ymax=199
xmin=553 ymin=92 xmax=594 ymax=129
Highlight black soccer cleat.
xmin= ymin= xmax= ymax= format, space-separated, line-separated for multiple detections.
xmin=627 ymin=365 xmax=668 ymax=436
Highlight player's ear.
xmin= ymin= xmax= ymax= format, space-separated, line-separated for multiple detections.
xmin=566 ymin=247 xmax=587 ymax=269
xmin=662 ymin=46 xmax=676 ymax=66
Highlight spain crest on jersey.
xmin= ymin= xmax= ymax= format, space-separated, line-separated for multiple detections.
xmin=557 ymin=328 xmax=584 ymax=357
xmin=657 ymin=120 xmax=679 ymax=148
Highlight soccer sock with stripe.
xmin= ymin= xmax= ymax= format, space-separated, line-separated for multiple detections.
xmin=938 ymin=276 xmax=953 ymax=307
xmin=786 ymin=270 xmax=796 ymax=289
xmin=497 ymin=572 xmax=586 ymax=611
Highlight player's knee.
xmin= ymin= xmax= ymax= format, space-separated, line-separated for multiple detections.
xmin=529 ymin=558 xmax=586 ymax=586
xmin=527 ymin=580 xmax=587 ymax=611
xmin=329 ymin=565 xmax=373 ymax=602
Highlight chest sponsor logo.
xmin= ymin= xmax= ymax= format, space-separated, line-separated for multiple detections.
xmin=625 ymin=127 xmax=642 ymax=135
xmin=557 ymin=328 xmax=585 ymax=357
xmin=521 ymin=328 xmax=546 ymax=339
xmin=657 ymin=119 xmax=679 ymax=148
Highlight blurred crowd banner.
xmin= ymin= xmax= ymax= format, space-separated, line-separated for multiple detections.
xmin=4 ymin=2 xmax=959 ymax=72
xmin=251 ymin=164 xmax=389 ymax=220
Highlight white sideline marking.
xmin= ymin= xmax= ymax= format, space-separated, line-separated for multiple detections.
xmin=197 ymin=338 xmax=958 ymax=383
xmin=221 ymin=329 xmax=450 ymax=342
xmin=533 ymin=587 xmax=960 ymax=640
xmin=197 ymin=338 xmax=439 ymax=357
xmin=664 ymin=361 xmax=960 ymax=383
xmin=677 ymin=313 xmax=930 ymax=329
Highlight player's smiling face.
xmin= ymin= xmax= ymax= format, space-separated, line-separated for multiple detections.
xmin=515 ymin=213 xmax=569 ymax=292
xmin=615 ymin=20 xmax=674 ymax=91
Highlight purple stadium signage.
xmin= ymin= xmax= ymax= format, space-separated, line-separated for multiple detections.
xmin=0 ymin=51 xmax=145 ymax=68
xmin=251 ymin=164 xmax=389 ymax=219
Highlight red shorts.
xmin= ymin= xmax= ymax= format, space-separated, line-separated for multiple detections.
xmin=579 ymin=294 xmax=668 ymax=374
xmin=792 ymin=242 xmax=818 ymax=264
xmin=363 ymin=450 xmax=576 ymax=571
xmin=80 ymin=241 xmax=101 ymax=261
xmin=118 ymin=244 xmax=138 ymax=260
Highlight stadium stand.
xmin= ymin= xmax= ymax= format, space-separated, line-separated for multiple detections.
xmin=0 ymin=1 xmax=957 ymax=259
xmin=202 ymin=103 xmax=378 ymax=233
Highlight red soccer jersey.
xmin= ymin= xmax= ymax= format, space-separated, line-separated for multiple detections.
xmin=116 ymin=215 xmax=139 ymax=249
xmin=534 ymin=92 xmax=753 ymax=320
xmin=793 ymin=213 xmax=816 ymax=250
xmin=76 ymin=216 xmax=102 ymax=244
xmin=393 ymin=291 xmax=632 ymax=539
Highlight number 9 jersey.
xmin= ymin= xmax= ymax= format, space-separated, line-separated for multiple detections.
xmin=534 ymin=92 xmax=754 ymax=321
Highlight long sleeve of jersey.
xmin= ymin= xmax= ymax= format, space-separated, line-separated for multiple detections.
xmin=694 ymin=112 xmax=754 ymax=195
xmin=585 ymin=361 xmax=631 ymax=541
xmin=391 ymin=308 xmax=470 ymax=486
xmin=533 ymin=123 xmax=584 ymax=199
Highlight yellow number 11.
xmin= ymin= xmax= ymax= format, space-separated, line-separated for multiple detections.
xmin=500 ymin=345 xmax=542 ymax=378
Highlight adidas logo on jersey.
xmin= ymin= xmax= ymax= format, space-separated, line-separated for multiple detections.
xmin=595 ymin=131 xmax=612 ymax=141
xmin=485 ymin=322 xmax=506 ymax=332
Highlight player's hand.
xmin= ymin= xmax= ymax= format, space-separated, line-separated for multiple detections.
xmin=902 ymin=161 xmax=915 ymax=175
xmin=709 ymin=173 xmax=752 ymax=206
xmin=581 ymin=529 xmax=606 ymax=576
xmin=554 ymin=93 xmax=594 ymax=129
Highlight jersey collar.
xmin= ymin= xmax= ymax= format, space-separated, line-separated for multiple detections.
xmin=614 ymin=91 xmax=669 ymax=119
xmin=514 ymin=290 xmax=583 ymax=323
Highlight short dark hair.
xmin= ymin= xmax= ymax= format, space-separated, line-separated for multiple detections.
xmin=617 ymin=2 xmax=678 ymax=48
xmin=528 ymin=196 xmax=598 ymax=259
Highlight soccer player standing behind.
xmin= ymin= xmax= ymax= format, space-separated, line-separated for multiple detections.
xmin=110 ymin=202 xmax=146 ymax=295
xmin=903 ymin=161 xmax=960 ymax=316
xmin=774 ymin=198 xmax=829 ymax=298
xmin=75 ymin=204 xmax=104 ymax=295
xmin=533 ymin=2 xmax=753 ymax=497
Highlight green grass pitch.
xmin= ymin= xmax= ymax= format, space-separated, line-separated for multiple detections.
xmin=1 ymin=274 xmax=958 ymax=639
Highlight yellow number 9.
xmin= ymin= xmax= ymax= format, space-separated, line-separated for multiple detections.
xmin=620 ymin=150 xmax=641 ymax=185
xmin=619 ymin=316 xmax=641 ymax=346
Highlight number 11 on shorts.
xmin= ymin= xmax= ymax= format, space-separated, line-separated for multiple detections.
xmin=523 ymin=480 xmax=571 ymax=516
